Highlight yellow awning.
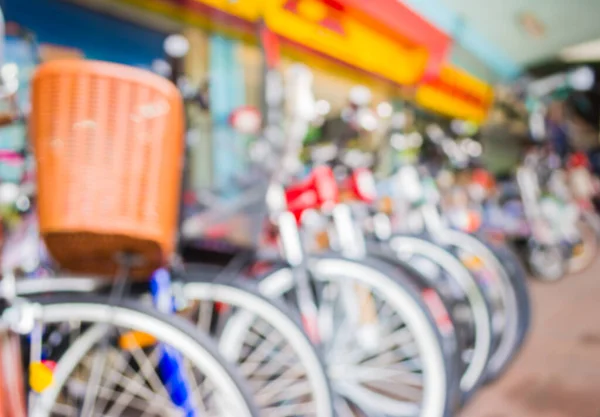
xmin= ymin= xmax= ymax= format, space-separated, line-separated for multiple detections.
xmin=416 ymin=65 xmax=494 ymax=123
xmin=117 ymin=0 xmax=429 ymax=85
xmin=264 ymin=0 xmax=429 ymax=85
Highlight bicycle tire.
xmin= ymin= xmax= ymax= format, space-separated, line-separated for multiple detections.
xmin=364 ymin=241 xmax=462 ymax=407
xmin=376 ymin=235 xmax=493 ymax=400
xmin=256 ymin=253 xmax=454 ymax=417
xmin=527 ymin=240 xmax=567 ymax=281
xmin=568 ymin=214 xmax=600 ymax=274
xmin=25 ymin=294 xmax=259 ymax=417
xmin=440 ymin=230 xmax=528 ymax=383
xmin=475 ymin=234 xmax=531 ymax=381
xmin=179 ymin=278 xmax=335 ymax=417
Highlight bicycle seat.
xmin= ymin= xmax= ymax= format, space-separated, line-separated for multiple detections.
xmin=285 ymin=165 xmax=339 ymax=222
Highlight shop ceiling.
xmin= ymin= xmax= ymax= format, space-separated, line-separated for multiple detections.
xmin=405 ymin=0 xmax=600 ymax=81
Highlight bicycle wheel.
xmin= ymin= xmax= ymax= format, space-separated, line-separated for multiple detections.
xmin=568 ymin=214 xmax=600 ymax=274
xmin=383 ymin=235 xmax=493 ymax=399
xmin=257 ymin=254 xmax=454 ymax=417
xmin=26 ymin=294 xmax=258 ymax=417
xmin=440 ymin=230 xmax=529 ymax=382
xmin=527 ymin=240 xmax=567 ymax=281
xmin=179 ymin=278 xmax=335 ymax=417
xmin=475 ymin=234 xmax=531 ymax=381
xmin=364 ymin=242 xmax=463 ymax=408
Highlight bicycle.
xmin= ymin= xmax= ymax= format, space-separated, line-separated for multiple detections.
xmin=2 ymin=27 xmax=337 ymax=416
xmin=375 ymin=118 xmax=530 ymax=385
xmin=180 ymin=33 xmax=455 ymax=417
xmin=495 ymin=66 xmax=600 ymax=281
xmin=335 ymin=153 xmax=494 ymax=401
xmin=1 ymin=56 xmax=260 ymax=416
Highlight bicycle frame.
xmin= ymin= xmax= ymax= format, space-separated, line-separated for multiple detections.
xmin=0 ymin=30 xmax=199 ymax=416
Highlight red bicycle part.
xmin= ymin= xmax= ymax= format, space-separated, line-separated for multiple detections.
xmin=203 ymin=223 xmax=234 ymax=240
xmin=567 ymin=152 xmax=590 ymax=169
xmin=465 ymin=209 xmax=483 ymax=233
xmin=471 ymin=168 xmax=495 ymax=191
xmin=247 ymin=260 xmax=274 ymax=278
xmin=343 ymin=168 xmax=377 ymax=204
xmin=285 ymin=166 xmax=339 ymax=222
xmin=214 ymin=302 xmax=229 ymax=314
xmin=0 ymin=333 xmax=26 ymax=417
xmin=301 ymin=313 xmax=321 ymax=345
xmin=421 ymin=288 xmax=454 ymax=336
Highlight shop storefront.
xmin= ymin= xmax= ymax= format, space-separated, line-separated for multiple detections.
xmin=0 ymin=0 xmax=172 ymax=182
xmin=102 ymin=0 xmax=466 ymax=190
xmin=3 ymin=0 xmax=167 ymax=66
xmin=2 ymin=0 xmax=495 ymax=191
xmin=416 ymin=64 xmax=495 ymax=123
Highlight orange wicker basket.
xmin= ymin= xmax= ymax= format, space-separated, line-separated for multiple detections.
xmin=30 ymin=60 xmax=184 ymax=279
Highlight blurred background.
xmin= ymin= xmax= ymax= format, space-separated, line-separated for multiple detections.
xmin=1 ymin=1 xmax=600 ymax=416
xmin=0 ymin=0 xmax=597 ymax=192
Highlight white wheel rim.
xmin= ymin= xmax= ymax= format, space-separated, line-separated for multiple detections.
xmin=32 ymin=302 xmax=253 ymax=417
xmin=260 ymin=260 xmax=448 ymax=417
xmin=390 ymin=236 xmax=492 ymax=392
xmin=182 ymin=282 xmax=334 ymax=417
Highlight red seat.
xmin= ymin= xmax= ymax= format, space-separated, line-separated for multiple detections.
xmin=285 ymin=166 xmax=339 ymax=222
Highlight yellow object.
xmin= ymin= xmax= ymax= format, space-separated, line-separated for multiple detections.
xmin=462 ymin=255 xmax=484 ymax=271
xmin=416 ymin=65 xmax=494 ymax=123
xmin=264 ymin=0 xmax=428 ymax=85
xmin=118 ymin=0 xmax=428 ymax=86
xmin=416 ymin=86 xmax=487 ymax=122
xmin=117 ymin=0 xmax=257 ymax=44
xmin=119 ymin=331 xmax=158 ymax=350
xmin=116 ymin=0 xmax=491 ymax=117
xmin=314 ymin=230 xmax=330 ymax=251
xmin=190 ymin=0 xmax=263 ymax=21
xmin=379 ymin=196 xmax=394 ymax=215
xmin=297 ymin=0 xmax=328 ymax=21
xmin=444 ymin=65 xmax=492 ymax=102
xmin=29 ymin=362 xmax=54 ymax=393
